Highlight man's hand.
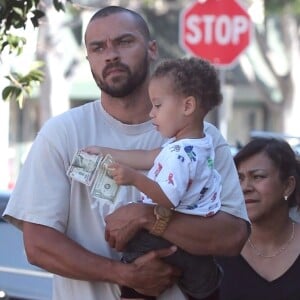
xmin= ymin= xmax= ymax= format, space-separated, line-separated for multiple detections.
xmin=105 ymin=203 xmax=150 ymax=251
xmin=106 ymin=203 xmax=181 ymax=296
xmin=124 ymin=246 xmax=181 ymax=296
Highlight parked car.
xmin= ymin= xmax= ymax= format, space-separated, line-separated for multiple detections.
xmin=0 ymin=190 xmax=10 ymax=222
xmin=294 ymin=144 xmax=300 ymax=159
xmin=0 ymin=190 xmax=52 ymax=299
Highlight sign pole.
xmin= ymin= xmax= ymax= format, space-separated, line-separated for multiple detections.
xmin=218 ymin=69 xmax=225 ymax=134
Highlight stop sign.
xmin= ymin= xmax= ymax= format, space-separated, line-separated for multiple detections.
xmin=180 ymin=0 xmax=252 ymax=68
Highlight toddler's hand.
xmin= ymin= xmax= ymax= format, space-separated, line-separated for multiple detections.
xmin=109 ymin=162 xmax=137 ymax=185
xmin=84 ymin=145 xmax=103 ymax=156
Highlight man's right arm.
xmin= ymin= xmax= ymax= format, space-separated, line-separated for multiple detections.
xmin=23 ymin=221 xmax=180 ymax=296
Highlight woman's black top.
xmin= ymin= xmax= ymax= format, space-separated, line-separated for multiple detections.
xmin=217 ymin=254 xmax=300 ymax=300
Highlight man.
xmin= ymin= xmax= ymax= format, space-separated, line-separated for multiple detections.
xmin=3 ymin=6 xmax=249 ymax=300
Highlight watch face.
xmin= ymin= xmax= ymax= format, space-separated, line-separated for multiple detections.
xmin=156 ymin=205 xmax=172 ymax=218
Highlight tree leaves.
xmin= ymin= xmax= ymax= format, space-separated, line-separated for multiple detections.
xmin=265 ymin=0 xmax=300 ymax=15
xmin=0 ymin=0 xmax=69 ymax=32
xmin=0 ymin=0 xmax=71 ymax=107
xmin=53 ymin=0 xmax=65 ymax=12
xmin=30 ymin=9 xmax=45 ymax=27
xmin=1 ymin=0 xmax=38 ymax=32
xmin=0 ymin=32 xmax=26 ymax=54
xmin=2 ymin=86 xmax=22 ymax=105
xmin=2 ymin=65 xmax=44 ymax=108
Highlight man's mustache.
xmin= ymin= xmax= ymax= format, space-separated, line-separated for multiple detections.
xmin=103 ymin=63 xmax=130 ymax=78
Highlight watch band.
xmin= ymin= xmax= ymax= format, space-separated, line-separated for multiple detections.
xmin=149 ymin=205 xmax=173 ymax=236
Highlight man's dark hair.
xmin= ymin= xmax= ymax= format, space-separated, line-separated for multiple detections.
xmin=89 ymin=6 xmax=151 ymax=41
xmin=152 ymin=57 xmax=223 ymax=112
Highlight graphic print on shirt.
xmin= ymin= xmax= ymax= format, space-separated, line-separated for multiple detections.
xmin=184 ymin=145 xmax=196 ymax=162
xmin=177 ymin=155 xmax=185 ymax=162
xmin=169 ymin=144 xmax=181 ymax=153
xmin=168 ymin=173 xmax=174 ymax=185
xmin=154 ymin=163 xmax=163 ymax=178
xmin=186 ymin=179 xmax=193 ymax=191
xmin=187 ymin=187 xmax=210 ymax=210
xmin=207 ymin=157 xmax=214 ymax=169
xmin=199 ymin=187 xmax=209 ymax=201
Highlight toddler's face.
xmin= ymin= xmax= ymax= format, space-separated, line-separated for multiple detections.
xmin=148 ymin=77 xmax=186 ymax=139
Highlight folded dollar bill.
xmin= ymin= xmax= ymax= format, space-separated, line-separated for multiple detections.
xmin=67 ymin=150 xmax=119 ymax=202
xmin=91 ymin=154 xmax=119 ymax=202
xmin=67 ymin=150 xmax=103 ymax=186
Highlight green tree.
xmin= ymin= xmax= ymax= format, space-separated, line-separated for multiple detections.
xmin=0 ymin=0 xmax=71 ymax=107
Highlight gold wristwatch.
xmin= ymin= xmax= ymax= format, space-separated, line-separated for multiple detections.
xmin=150 ymin=205 xmax=173 ymax=236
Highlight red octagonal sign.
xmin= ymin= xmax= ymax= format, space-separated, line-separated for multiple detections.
xmin=180 ymin=0 xmax=252 ymax=68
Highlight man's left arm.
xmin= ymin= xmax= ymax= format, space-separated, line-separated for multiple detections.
xmin=161 ymin=209 xmax=249 ymax=256
xmin=105 ymin=203 xmax=249 ymax=256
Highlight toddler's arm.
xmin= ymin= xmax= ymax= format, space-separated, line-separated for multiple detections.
xmin=85 ymin=146 xmax=160 ymax=170
xmin=110 ymin=162 xmax=174 ymax=209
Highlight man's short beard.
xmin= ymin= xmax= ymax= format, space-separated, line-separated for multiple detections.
xmin=92 ymin=56 xmax=149 ymax=98
xmin=97 ymin=73 xmax=146 ymax=97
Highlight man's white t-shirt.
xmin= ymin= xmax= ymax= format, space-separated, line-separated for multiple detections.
xmin=4 ymin=100 xmax=249 ymax=300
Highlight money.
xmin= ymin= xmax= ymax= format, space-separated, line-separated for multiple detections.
xmin=91 ymin=154 xmax=119 ymax=202
xmin=67 ymin=150 xmax=103 ymax=186
xmin=67 ymin=150 xmax=119 ymax=202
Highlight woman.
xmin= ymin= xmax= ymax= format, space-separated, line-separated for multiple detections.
xmin=218 ymin=137 xmax=300 ymax=300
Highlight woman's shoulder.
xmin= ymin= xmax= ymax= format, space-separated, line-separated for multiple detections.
xmin=292 ymin=222 xmax=300 ymax=254
xmin=290 ymin=206 xmax=300 ymax=223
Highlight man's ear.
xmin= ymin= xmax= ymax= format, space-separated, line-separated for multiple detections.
xmin=148 ymin=40 xmax=159 ymax=61
xmin=183 ymin=96 xmax=196 ymax=116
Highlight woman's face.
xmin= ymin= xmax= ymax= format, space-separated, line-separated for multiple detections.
xmin=237 ymin=151 xmax=288 ymax=222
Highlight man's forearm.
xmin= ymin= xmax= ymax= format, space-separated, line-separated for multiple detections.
xmin=141 ymin=207 xmax=249 ymax=256
xmin=106 ymin=203 xmax=249 ymax=256
xmin=23 ymin=222 xmax=126 ymax=282
xmin=23 ymin=221 xmax=180 ymax=295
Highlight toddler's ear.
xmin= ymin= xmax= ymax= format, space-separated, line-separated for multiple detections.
xmin=183 ymin=96 xmax=196 ymax=116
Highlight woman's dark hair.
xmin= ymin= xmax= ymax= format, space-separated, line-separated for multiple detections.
xmin=234 ymin=137 xmax=300 ymax=208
